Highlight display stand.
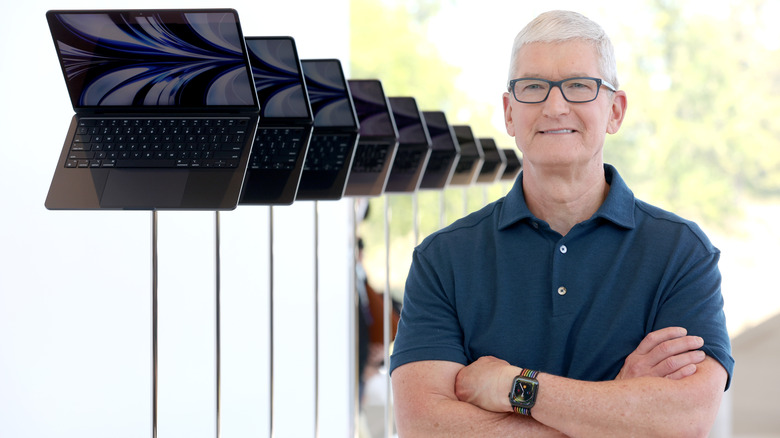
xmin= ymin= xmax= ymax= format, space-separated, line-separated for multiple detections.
xmin=269 ymin=207 xmax=275 ymax=438
xmin=151 ymin=211 xmax=158 ymax=438
xmin=383 ymin=195 xmax=393 ymax=438
xmin=215 ymin=211 xmax=223 ymax=438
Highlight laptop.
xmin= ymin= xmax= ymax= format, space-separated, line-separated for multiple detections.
xmin=344 ymin=79 xmax=399 ymax=197
xmin=239 ymin=36 xmax=313 ymax=205
xmin=500 ymin=148 xmax=523 ymax=181
xmin=448 ymin=125 xmax=484 ymax=186
xmin=45 ymin=9 xmax=260 ymax=210
xmin=384 ymin=97 xmax=432 ymax=193
xmin=295 ymin=59 xmax=360 ymax=201
xmin=475 ymin=138 xmax=507 ymax=184
xmin=418 ymin=111 xmax=460 ymax=190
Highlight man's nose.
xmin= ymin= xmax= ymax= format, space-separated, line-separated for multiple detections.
xmin=542 ymin=85 xmax=570 ymax=116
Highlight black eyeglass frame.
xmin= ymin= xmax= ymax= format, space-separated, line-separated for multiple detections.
xmin=507 ymin=76 xmax=617 ymax=104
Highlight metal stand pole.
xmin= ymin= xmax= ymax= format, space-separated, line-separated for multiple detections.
xmin=269 ymin=207 xmax=275 ymax=438
xmin=215 ymin=212 xmax=222 ymax=438
xmin=313 ymin=202 xmax=320 ymax=438
xmin=151 ymin=211 xmax=158 ymax=438
xmin=383 ymin=196 xmax=392 ymax=438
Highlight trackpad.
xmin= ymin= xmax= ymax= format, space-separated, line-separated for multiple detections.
xmin=101 ymin=170 xmax=188 ymax=209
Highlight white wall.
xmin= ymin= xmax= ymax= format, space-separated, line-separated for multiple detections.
xmin=0 ymin=1 xmax=354 ymax=437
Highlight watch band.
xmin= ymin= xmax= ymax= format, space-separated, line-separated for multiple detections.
xmin=511 ymin=368 xmax=539 ymax=416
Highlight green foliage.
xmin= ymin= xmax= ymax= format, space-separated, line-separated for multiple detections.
xmin=606 ymin=0 xmax=780 ymax=228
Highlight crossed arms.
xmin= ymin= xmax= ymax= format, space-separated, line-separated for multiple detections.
xmin=392 ymin=327 xmax=728 ymax=438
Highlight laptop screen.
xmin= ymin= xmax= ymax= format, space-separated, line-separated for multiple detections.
xmin=348 ymin=80 xmax=396 ymax=138
xmin=424 ymin=111 xmax=458 ymax=151
xmin=245 ymin=37 xmax=311 ymax=120
xmin=301 ymin=59 xmax=357 ymax=128
xmin=388 ymin=97 xmax=430 ymax=145
xmin=47 ymin=9 xmax=258 ymax=110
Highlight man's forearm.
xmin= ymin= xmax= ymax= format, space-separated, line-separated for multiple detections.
xmin=394 ymin=392 xmax=567 ymax=438
xmin=531 ymin=357 xmax=726 ymax=438
xmin=392 ymin=360 xmax=568 ymax=438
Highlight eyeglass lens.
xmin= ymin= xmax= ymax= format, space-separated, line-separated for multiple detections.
xmin=513 ymin=78 xmax=601 ymax=103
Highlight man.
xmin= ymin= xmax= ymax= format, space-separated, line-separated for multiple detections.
xmin=389 ymin=10 xmax=734 ymax=437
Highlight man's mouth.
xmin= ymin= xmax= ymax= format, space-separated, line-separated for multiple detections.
xmin=541 ymin=129 xmax=575 ymax=134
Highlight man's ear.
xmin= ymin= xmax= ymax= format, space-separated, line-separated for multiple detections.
xmin=606 ymin=90 xmax=627 ymax=135
xmin=503 ymin=92 xmax=516 ymax=137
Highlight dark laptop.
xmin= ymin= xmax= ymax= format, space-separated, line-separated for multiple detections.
xmin=239 ymin=36 xmax=313 ymax=205
xmin=418 ymin=111 xmax=460 ymax=190
xmin=500 ymin=148 xmax=523 ymax=181
xmin=475 ymin=138 xmax=507 ymax=184
xmin=295 ymin=59 xmax=360 ymax=201
xmin=448 ymin=125 xmax=484 ymax=186
xmin=45 ymin=9 xmax=260 ymax=210
xmin=384 ymin=97 xmax=432 ymax=193
xmin=344 ymin=79 xmax=399 ymax=197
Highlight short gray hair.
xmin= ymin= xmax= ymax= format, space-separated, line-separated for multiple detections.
xmin=508 ymin=10 xmax=618 ymax=89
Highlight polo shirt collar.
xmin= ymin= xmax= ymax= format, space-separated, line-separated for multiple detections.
xmin=498 ymin=163 xmax=636 ymax=230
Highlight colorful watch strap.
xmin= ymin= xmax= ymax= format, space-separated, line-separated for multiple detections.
xmin=512 ymin=368 xmax=539 ymax=416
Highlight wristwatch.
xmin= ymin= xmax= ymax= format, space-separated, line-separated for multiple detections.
xmin=509 ymin=368 xmax=539 ymax=416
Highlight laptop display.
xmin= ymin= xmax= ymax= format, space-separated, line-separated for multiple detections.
xmin=45 ymin=9 xmax=259 ymax=210
xmin=418 ymin=111 xmax=460 ymax=190
xmin=344 ymin=79 xmax=399 ymax=197
xmin=475 ymin=138 xmax=507 ymax=184
xmin=384 ymin=97 xmax=432 ymax=193
xmin=500 ymin=148 xmax=523 ymax=181
xmin=296 ymin=59 xmax=360 ymax=201
xmin=239 ymin=36 xmax=313 ymax=205
xmin=448 ymin=125 xmax=484 ymax=186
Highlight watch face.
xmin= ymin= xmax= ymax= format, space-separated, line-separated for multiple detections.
xmin=511 ymin=376 xmax=537 ymax=407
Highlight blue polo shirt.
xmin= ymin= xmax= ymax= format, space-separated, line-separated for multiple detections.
xmin=389 ymin=165 xmax=734 ymax=389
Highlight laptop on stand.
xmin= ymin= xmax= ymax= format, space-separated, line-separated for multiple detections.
xmin=500 ymin=148 xmax=523 ymax=181
xmin=239 ymin=36 xmax=313 ymax=205
xmin=418 ymin=111 xmax=460 ymax=190
xmin=344 ymin=79 xmax=399 ymax=197
xmin=383 ymin=97 xmax=432 ymax=193
xmin=295 ymin=59 xmax=360 ymax=201
xmin=447 ymin=125 xmax=484 ymax=186
xmin=45 ymin=9 xmax=260 ymax=210
xmin=475 ymin=138 xmax=507 ymax=184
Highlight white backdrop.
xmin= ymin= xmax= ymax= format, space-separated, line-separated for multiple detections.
xmin=0 ymin=1 xmax=354 ymax=437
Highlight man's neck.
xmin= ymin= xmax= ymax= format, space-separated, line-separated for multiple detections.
xmin=522 ymin=162 xmax=609 ymax=236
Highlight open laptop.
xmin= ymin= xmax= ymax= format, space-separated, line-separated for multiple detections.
xmin=295 ymin=59 xmax=360 ymax=201
xmin=448 ymin=125 xmax=484 ymax=186
xmin=45 ymin=9 xmax=260 ymax=210
xmin=418 ymin=111 xmax=460 ymax=190
xmin=344 ymin=79 xmax=399 ymax=197
xmin=500 ymin=148 xmax=523 ymax=181
xmin=384 ymin=97 xmax=432 ymax=193
xmin=239 ymin=36 xmax=313 ymax=205
xmin=475 ymin=138 xmax=507 ymax=184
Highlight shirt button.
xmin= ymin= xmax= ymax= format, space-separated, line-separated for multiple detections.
xmin=532 ymin=222 xmax=539 ymax=229
xmin=558 ymin=286 xmax=567 ymax=296
xmin=559 ymin=245 xmax=567 ymax=254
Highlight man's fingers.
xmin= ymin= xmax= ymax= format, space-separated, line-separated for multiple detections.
xmin=664 ymin=363 xmax=698 ymax=380
xmin=633 ymin=327 xmax=688 ymax=355
xmin=657 ymin=349 xmax=706 ymax=378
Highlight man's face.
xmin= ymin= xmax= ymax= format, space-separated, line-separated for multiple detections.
xmin=503 ymin=40 xmax=626 ymax=171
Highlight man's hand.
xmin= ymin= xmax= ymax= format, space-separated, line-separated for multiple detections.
xmin=616 ymin=326 xmax=706 ymax=381
xmin=454 ymin=356 xmax=519 ymax=413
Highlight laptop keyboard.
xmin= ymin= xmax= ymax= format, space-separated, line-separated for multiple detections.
xmin=304 ymin=134 xmax=352 ymax=172
xmin=66 ymin=117 xmax=251 ymax=169
xmin=250 ymin=128 xmax=306 ymax=170
xmin=390 ymin=149 xmax=424 ymax=174
xmin=351 ymin=143 xmax=389 ymax=173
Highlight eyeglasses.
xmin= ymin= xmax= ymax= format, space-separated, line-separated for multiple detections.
xmin=508 ymin=77 xmax=617 ymax=104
